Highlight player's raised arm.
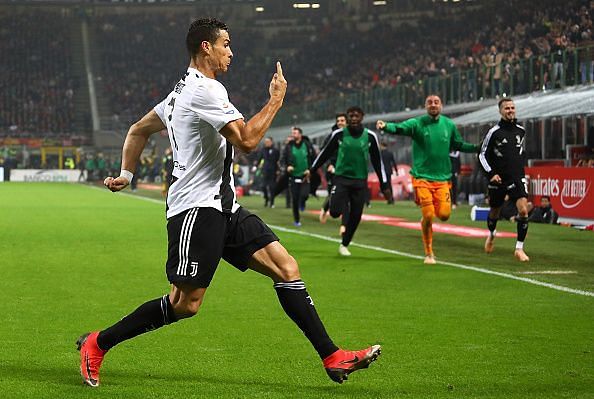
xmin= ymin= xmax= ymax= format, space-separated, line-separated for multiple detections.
xmin=104 ymin=110 xmax=165 ymax=192
xmin=220 ymin=62 xmax=287 ymax=153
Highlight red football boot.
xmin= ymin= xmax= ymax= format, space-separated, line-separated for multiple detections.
xmin=323 ymin=345 xmax=381 ymax=383
xmin=76 ymin=332 xmax=107 ymax=387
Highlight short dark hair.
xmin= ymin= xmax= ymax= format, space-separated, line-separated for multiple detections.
xmin=346 ymin=106 xmax=364 ymax=115
xmin=292 ymin=126 xmax=303 ymax=134
xmin=498 ymin=97 xmax=514 ymax=108
xmin=186 ymin=18 xmax=228 ymax=58
xmin=335 ymin=112 xmax=347 ymax=120
xmin=542 ymin=195 xmax=551 ymax=201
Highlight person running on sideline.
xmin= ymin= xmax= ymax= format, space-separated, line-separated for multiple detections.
xmin=310 ymin=106 xmax=389 ymax=256
xmin=77 ymin=18 xmax=380 ymax=388
xmin=376 ymin=95 xmax=479 ymax=264
xmin=319 ymin=113 xmax=347 ymax=224
xmin=479 ymin=97 xmax=531 ymax=261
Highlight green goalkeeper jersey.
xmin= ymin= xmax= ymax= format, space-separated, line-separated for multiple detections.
xmin=384 ymin=115 xmax=478 ymax=182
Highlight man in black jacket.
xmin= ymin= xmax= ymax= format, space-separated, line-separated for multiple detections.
xmin=254 ymin=137 xmax=280 ymax=207
xmin=529 ymin=196 xmax=559 ymax=224
xmin=479 ymin=98 xmax=530 ymax=262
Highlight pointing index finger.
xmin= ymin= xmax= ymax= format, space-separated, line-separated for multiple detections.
xmin=276 ymin=61 xmax=283 ymax=77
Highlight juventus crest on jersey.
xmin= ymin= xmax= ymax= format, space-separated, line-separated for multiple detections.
xmin=154 ymin=68 xmax=244 ymax=218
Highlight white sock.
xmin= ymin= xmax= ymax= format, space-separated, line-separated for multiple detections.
xmin=515 ymin=241 xmax=524 ymax=250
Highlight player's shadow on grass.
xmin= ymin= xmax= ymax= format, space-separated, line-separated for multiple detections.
xmin=108 ymin=368 xmax=389 ymax=396
xmin=0 ymin=361 xmax=390 ymax=397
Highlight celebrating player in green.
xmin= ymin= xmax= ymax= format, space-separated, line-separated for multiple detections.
xmin=376 ymin=95 xmax=479 ymax=264
xmin=311 ymin=106 xmax=388 ymax=256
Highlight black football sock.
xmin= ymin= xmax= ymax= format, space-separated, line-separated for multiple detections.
xmin=274 ymin=280 xmax=338 ymax=360
xmin=487 ymin=216 xmax=498 ymax=236
xmin=97 ymin=295 xmax=178 ymax=351
xmin=516 ymin=216 xmax=529 ymax=243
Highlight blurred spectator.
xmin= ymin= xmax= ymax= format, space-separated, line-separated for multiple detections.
xmin=529 ymin=196 xmax=559 ymax=224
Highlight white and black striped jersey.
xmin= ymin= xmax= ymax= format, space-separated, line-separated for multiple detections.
xmin=154 ymin=68 xmax=243 ymax=219
xmin=478 ymin=118 xmax=526 ymax=181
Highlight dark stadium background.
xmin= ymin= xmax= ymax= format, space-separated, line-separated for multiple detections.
xmin=0 ymin=0 xmax=593 ymax=219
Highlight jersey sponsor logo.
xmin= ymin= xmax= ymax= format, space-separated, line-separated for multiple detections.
xmin=173 ymin=160 xmax=186 ymax=171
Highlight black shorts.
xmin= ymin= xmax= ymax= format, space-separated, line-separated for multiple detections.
xmin=165 ymin=207 xmax=279 ymax=288
xmin=488 ymin=178 xmax=528 ymax=208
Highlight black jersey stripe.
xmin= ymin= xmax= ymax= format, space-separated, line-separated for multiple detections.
xmin=219 ymin=140 xmax=234 ymax=213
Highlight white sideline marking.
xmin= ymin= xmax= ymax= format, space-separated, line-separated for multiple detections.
xmin=517 ymin=270 xmax=578 ymax=275
xmin=269 ymin=225 xmax=594 ymax=298
xmin=86 ymin=186 xmax=594 ymax=298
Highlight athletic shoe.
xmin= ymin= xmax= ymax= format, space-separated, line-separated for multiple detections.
xmin=294 ymin=221 xmax=302 ymax=227
xmin=77 ymin=331 xmax=106 ymax=387
xmin=323 ymin=345 xmax=381 ymax=384
xmin=514 ymin=249 xmax=530 ymax=262
xmin=339 ymin=225 xmax=346 ymax=236
xmin=424 ymin=255 xmax=436 ymax=265
xmin=319 ymin=209 xmax=328 ymax=224
xmin=484 ymin=235 xmax=495 ymax=253
xmin=338 ymin=244 xmax=351 ymax=256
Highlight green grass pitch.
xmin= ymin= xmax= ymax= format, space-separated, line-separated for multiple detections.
xmin=0 ymin=183 xmax=592 ymax=398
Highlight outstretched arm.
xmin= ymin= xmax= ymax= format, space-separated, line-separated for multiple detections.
xmin=220 ymin=62 xmax=287 ymax=153
xmin=451 ymin=125 xmax=479 ymax=153
xmin=376 ymin=118 xmax=418 ymax=137
xmin=310 ymin=130 xmax=341 ymax=172
xmin=104 ymin=110 xmax=165 ymax=192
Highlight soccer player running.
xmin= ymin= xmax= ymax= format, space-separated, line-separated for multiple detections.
xmin=479 ymin=98 xmax=530 ymax=262
xmin=376 ymin=95 xmax=479 ymax=264
xmin=319 ymin=113 xmax=347 ymax=224
xmin=78 ymin=18 xmax=380 ymax=388
xmin=283 ymin=126 xmax=315 ymax=226
xmin=310 ymin=106 xmax=389 ymax=256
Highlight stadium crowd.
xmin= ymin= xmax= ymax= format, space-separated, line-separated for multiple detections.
xmin=1 ymin=0 xmax=593 ymax=137
xmin=91 ymin=0 xmax=594 ymax=124
xmin=0 ymin=10 xmax=77 ymax=138
xmin=91 ymin=0 xmax=594 ymax=119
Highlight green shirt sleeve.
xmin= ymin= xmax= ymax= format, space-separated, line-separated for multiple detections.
xmin=450 ymin=123 xmax=479 ymax=153
xmin=384 ymin=118 xmax=419 ymax=137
